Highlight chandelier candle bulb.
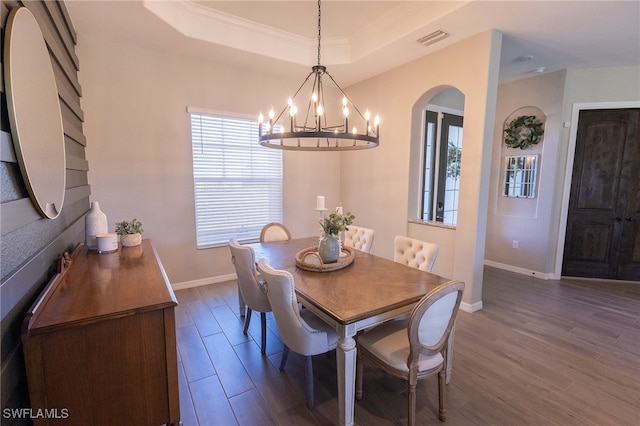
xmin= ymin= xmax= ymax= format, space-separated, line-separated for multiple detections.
xmin=365 ymin=110 xmax=370 ymax=135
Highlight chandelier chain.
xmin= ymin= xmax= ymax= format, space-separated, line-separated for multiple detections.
xmin=317 ymin=0 xmax=321 ymax=66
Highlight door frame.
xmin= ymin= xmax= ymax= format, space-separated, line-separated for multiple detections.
xmin=553 ymin=100 xmax=640 ymax=279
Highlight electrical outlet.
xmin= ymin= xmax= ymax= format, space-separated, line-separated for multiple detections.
xmin=512 ymin=240 xmax=519 ymax=249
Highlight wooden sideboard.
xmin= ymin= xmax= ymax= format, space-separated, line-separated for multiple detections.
xmin=22 ymin=240 xmax=180 ymax=426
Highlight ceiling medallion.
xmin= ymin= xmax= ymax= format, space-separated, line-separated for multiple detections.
xmin=258 ymin=0 xmax=379 ymax=151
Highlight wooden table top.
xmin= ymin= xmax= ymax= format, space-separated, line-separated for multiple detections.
xmin=26 ymin=240 xmax=177 ymax=335
xmin=249 ymin=237 xmax=452 ymax=325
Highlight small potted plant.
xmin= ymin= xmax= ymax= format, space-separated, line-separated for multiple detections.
xmin=318 ymin=210 xmax=355 ymax=263
xmin=115 ymin=218 xmax=144 ymax=247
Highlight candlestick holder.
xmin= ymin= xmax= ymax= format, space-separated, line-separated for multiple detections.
xmin=316 ymin=207 xmax=328 ymax=243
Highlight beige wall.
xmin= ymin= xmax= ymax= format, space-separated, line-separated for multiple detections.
xmin=485 ymin=70 xmax=566 ymax=277
xmin=340 ymin=30 xmax=503 ymax=310
xmin=78 ymin=35 xmax=340 ymax=285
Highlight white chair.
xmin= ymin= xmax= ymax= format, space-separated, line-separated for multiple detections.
xmin=394 ymin=235 xmax=439 ymax=273
xmin=260 ymin=222 xmax=292 ymax=242
xmin=344 ymin=225 xmax=376 ymax=253
xmin=257 ymin=257 xmax=339 ymax=409
xmin=228 ymin=238 xmax=271 ymax=355
xmin=355 ymin=280 xmax=465 ymax=425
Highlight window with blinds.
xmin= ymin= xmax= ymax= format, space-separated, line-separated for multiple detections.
xmin=189 ymin=109 xmax=283 ymax=248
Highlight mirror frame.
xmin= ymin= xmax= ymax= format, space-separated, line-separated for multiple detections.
xmin=503 ymin=155 xmax=538 ymax=199
xmin=4 ymin=7 xmax=66 ymax=219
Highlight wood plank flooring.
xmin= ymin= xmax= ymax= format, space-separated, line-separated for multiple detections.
xmin=173 ymin=266 xmax=640 ymax=425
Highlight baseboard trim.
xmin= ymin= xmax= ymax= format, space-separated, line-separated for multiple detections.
xmin=484 ymin=260 xmax=551 ymax=280
xmin=171 ymin=273 xmax=237 ymax=291
xmin=460 ymin=300 xmax=483 ymax=313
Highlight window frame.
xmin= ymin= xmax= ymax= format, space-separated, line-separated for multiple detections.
xmin=188 ymin=107 xmax=283 ymax=248
xmin=420 ymin=105 xmax=464 ymax=226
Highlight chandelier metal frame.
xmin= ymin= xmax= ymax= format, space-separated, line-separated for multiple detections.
xmin=258 ymin=0 xmax=379 ymax=151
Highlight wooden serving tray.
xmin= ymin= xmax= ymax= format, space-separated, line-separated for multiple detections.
xmin=295 ymin=246 xmax=355 ymax=272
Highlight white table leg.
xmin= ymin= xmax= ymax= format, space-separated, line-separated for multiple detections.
xmin=336 ymin=328 xmax=357 ymax=426
xmin=446 ymin=323 xmax=455 ymax=384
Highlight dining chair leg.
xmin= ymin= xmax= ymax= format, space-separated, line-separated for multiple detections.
xmin=238 ymin=288 xmax=245 ymax=317
xmin=305 ymin=355 xmax=315 ymax=409
xmin=408 ymin=374 xmax=417 ymax=426
xmin=243 ymin=307 xmax=252 ymax=334
xmin=260 ymin=312 xmax=267 ymax=355
xmin=438 ymin=368 xmax=446 ymax=421
xmin=355 ymin=350 xmax=364 ymax=400
xmin=279 ymin=346 xmax=290 ymax=371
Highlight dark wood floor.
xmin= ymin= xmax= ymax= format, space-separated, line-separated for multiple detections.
xmin=173 ymin=266 xmax=640 ymax=425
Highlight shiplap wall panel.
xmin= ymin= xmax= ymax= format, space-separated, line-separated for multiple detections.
xmin=63 ymin=115 xmax=86 ymax=146
xmin=42 ymin=0 xmax=79 ymax=68
xmin=67 ymin=153 xmax=89 ymax=172
xmin=54 ymin=59 xmax=84 ymax=121
xmin=66 ymin=134 xmax=87 ymax=158
xmin=0 ymin=130 xmax=15 ymax=163
xmin=24 ymin=1 xmax=80 ymax=95
xmin=0 ymin=0 xmax=90 ymax=415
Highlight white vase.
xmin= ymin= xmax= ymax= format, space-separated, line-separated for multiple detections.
xmin=85 ymin=202 xmax=108 ymax=250
xmin=120 ymin=233 xmax=142 ymax=247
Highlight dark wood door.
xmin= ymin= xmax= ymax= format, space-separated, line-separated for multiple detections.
xmin=562 ymin=108 xmax=640 ymax=280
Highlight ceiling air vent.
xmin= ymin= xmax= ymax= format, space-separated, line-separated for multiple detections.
xmin=417 ymin=30 xmax=449 ymax=47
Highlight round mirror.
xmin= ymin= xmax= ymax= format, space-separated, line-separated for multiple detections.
xmin=4 ymin=7 xmax=66 ymax=219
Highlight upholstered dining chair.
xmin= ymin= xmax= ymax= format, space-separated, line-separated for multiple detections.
xmin=394 ymin=235 xmax=439 ymax=273
xmin=228 ymin=238 xmax=271 ymax=355
xmin=355 ymin=280 xmax=465 ymax=425
xmin=260 ymin=222 xmax=292 ymax=242
xmin=257 ymin=257 xmax=339 ymax=409
xmin=344 ymin=225 xmax=376 ymax=253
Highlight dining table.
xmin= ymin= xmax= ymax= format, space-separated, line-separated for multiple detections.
xmin=246 ymin=236 xmax=456 ymax=426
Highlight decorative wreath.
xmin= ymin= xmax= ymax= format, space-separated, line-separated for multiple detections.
xmin=504 ymin=115 xmax=544 ymax=150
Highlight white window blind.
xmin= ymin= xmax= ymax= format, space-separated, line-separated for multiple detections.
xmin=189 ymin=110 xmax=283 ymax=248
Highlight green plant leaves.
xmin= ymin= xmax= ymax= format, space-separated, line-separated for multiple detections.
xmin=115 ymin=218 xmax=144 ymax=235
xmin=319 ymin=211 xmax=355 ymax=236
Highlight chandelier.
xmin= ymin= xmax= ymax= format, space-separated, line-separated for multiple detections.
xmin=258 ymin=0 xmax=379 ymax=151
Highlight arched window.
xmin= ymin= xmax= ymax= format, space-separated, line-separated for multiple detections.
xmin=408 ymin=87 xmax=465 ymax=226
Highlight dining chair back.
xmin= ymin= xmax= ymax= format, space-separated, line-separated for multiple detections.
xmin=228 ymin=238 xmax=271 ymax=355
xmin=345 ymin=225 xmax=376 ymax=253
xmin=355 ymin=280 xmax=465 ymax=425
xmin=260 ymin=222 xmax=291 ymax=242
xmin=394 ymin=235 xmax=439 ymax=273
xmin=257 ymin=257 xmax=339 ymax=409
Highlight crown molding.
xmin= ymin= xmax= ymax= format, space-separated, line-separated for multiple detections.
xmin=143 ymin=0 xmax=351 ymax=66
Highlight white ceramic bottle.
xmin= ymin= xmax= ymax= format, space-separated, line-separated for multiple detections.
xmin=85 ymin=201 xmax=108 ymax=250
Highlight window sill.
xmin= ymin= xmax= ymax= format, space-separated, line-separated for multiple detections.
xmin=408 ymin=219 xmax=456 ymax=230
